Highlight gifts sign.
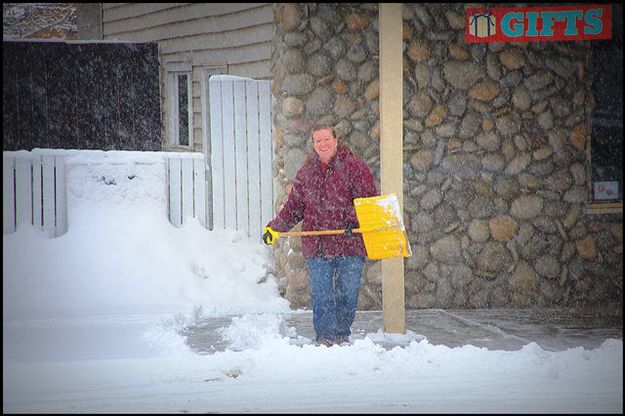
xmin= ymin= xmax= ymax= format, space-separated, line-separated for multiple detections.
xmin=466 ymin=4 xmax=612 ymax=43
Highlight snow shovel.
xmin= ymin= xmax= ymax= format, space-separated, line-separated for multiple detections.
xmin=273 ymin=193 xmax=412 ymax=260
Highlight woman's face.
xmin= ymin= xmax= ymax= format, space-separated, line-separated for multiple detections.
xmin=312 ymin=128 xmax=338 ymax=163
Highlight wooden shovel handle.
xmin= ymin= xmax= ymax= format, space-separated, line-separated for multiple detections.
xmin=276 ymin=222 xmax=402 ymax=238
xmin=278 ymin=228 xmax=363 ymax=237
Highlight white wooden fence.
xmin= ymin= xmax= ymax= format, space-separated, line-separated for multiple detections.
xmin=3 ymin=150 xmax=67 ymax=238
xmin=166 ymin=153 xmax=207 ymax=228
xmin=3 ymin=150 xmax=208 ymax=237
xmin=208 ymin=75 xmax=274 ymax=238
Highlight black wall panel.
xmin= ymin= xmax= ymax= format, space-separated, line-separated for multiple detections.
xmin=3 ymin=41 xmax=161 ymax=151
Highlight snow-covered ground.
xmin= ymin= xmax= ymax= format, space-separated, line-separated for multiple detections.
xmin=3 ymin=150 xmax=623 ymax=413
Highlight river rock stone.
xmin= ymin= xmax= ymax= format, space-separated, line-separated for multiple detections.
xmin=430 ymin=235 xmax=463 ymax=264
xmin=511 ymin=195 xmax=543 ymax=220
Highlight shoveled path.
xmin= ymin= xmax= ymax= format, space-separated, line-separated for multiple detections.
xmin=182 ymin=307 xmax=623 ymax=353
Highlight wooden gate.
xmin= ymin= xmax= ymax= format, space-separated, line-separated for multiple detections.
xmin=208 ymin=75 xmax=274 ymax=238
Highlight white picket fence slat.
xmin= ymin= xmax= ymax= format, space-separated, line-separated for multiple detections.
xmin=258 ymin=81 xmax=274 ymax=233
xmin=246 ymin=80 xmax=261 ymax=238
xmin=221 ymin=79 xmax=237 ymax=230
xmin=234 ymin=80 xmax=249 ymax=234
xmin=41 ymin=155 xmax=57 ymax=236
xmin=3 ymin=157 xmax=16 ymax=234
xmin=55 ymin=156 xmax=67 ymax=235
xmin=33 ymin=159 xmax=43 ymax=229
xmin=182 ymin=158 xmax=194 ymax=224
xmin=208 ymin=75 xmax=274 ymax=238
xmin=193 ymin=157 xmax=207 ymax=227
xmin=15 ymin=158 xmax=32 ymax=227
xmin=168 ymin=157 xmax=182 ymax=227
xmin=208 ymin=76 xmax=225 ymax=231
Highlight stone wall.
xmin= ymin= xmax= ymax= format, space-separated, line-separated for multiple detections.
xmin=270 ymin=3 xmax=623 ymax=310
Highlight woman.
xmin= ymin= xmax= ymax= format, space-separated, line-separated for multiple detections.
xmin=262 ymin=124 xmax=378 ymax=346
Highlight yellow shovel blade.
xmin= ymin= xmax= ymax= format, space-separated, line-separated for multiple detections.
xmin=354 ymin=193 xmax=412 ymax=260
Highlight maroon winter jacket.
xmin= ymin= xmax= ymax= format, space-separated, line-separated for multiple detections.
xmin=267 ymin=145 xmax=378 ymax=258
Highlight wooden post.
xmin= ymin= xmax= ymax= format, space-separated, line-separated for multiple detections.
xmin=378 ymin=3 xmax=405 ymax=334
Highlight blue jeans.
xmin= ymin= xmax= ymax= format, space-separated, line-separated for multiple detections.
xmin=306 ymin=256 xmax=366 ymax=342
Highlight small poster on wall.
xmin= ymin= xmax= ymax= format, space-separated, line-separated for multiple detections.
xmin=593 ymin=181 xmax=620 ymax=200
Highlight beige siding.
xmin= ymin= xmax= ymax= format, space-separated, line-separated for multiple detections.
xmin=156 ymin=22 xmax=274 ymax=53
xmin=225 ymin=60 xmax=272 ymax=80
xmin=100 ymin=3 xmax=273 ymax=151
xmin=102 ymin=3 xmax=266 ymax=27
xmin=103 ymin=3 xmax=186 ymax=22
xmin=103 ymin=4 xmax=272 ymax=39
xmin=162 ymin=42 xmax=273 ymax=69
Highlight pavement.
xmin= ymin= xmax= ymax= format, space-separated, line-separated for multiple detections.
xmin=182 ymin=307 xmax=623 ymax=353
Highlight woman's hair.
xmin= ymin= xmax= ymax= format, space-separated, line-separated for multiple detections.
xmin=309 ymin=123 xmax=337 ymax=140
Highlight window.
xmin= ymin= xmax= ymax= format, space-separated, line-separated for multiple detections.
xmin=166 ymin=63 xmax=192 ymax=148
xmin=588 ymin=3 xmax=623 ymax=213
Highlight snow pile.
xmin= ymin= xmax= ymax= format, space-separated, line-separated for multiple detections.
xmin=3 ymin=150 xmax=289 ymax=318
xmin=3 ymin=150 xmax=623 ymax=413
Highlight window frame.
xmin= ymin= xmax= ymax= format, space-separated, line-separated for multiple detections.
xmin=586 ymin=113 xmax=623 ymax=214
xmin=585 ymin=3 xmax=623 ymax=215
xmin=165 ymin=62 xmax=193 ymax=149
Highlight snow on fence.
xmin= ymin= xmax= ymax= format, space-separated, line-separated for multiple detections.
xmin=3 ymin=150 xmax=208 ymax=237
